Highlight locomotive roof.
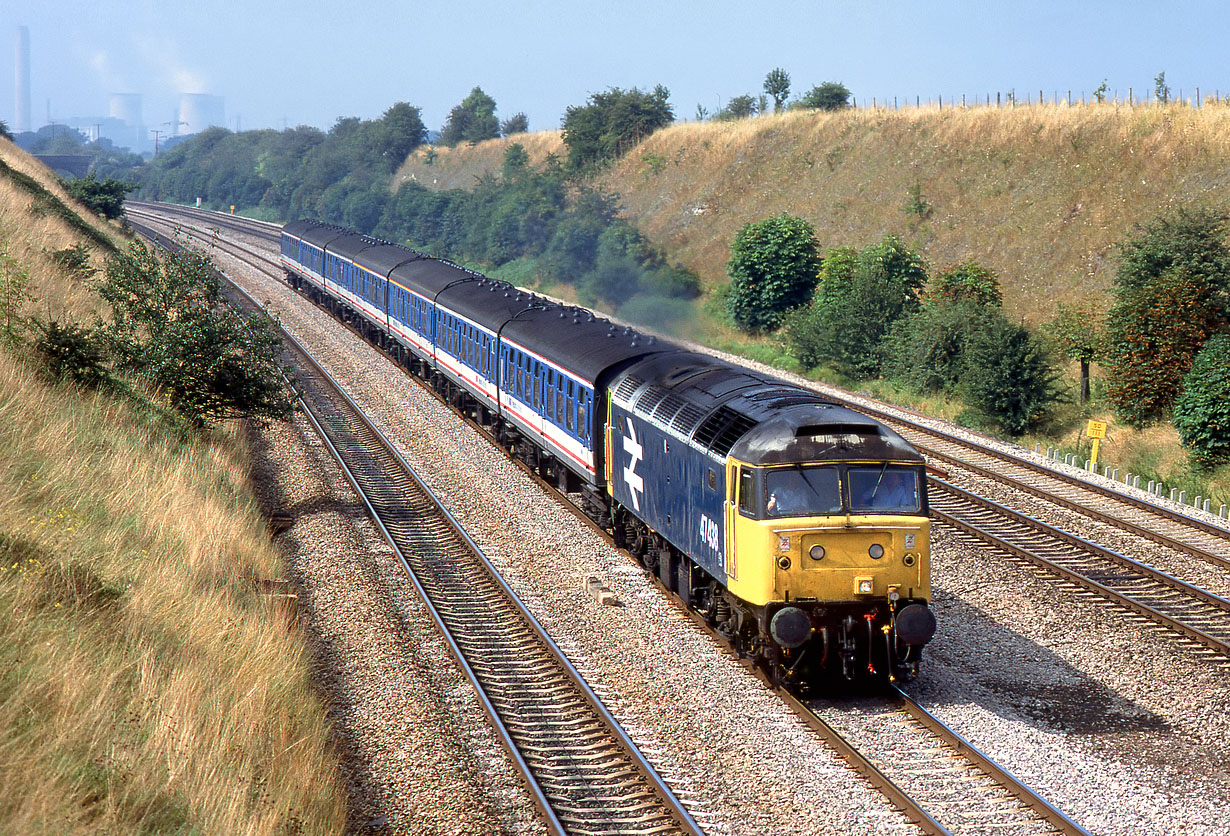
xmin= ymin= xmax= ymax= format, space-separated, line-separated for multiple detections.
xmin=502 ymin=307 xmax=666 ymax=384
xmin=611 ymin=352 xmax=922 ymax=463
xmin=727 ymin=408 xmax=923 ymax=465
xmin=354 ymin=242 xmax=424 ymax=277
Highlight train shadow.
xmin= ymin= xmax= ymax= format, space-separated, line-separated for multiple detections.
xmin=898 ymin=593 xmax=1168 ymax=736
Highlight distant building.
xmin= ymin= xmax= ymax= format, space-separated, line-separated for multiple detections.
xmin=177 ymin=93 xmax=225 ymax=136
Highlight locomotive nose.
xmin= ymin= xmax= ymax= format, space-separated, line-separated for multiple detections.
xmin=894 ymin=604 xmax=937 ymax=646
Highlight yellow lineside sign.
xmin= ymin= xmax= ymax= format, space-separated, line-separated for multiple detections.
xmin=1086 ymin=420 xmax=1107 ymax=439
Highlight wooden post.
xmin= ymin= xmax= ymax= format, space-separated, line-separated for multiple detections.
xmin=997 ymin=91 xmax=1001 ymax=107
xmin=1129 ymin=87 xmax=1133 ymax=105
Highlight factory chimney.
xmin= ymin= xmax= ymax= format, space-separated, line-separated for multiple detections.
xmin=15 ymin=26 xmax=31 ymax=133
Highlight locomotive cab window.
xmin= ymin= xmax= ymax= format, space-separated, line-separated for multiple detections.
xmin=765 ymin=465 xmax=841 ymax=517
xmin=737 ymin=467 xmax=757 ymax=516
xmin=847 ymin=465 xmax=921 ymax=514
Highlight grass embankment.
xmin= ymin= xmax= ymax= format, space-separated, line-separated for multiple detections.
xmin=0 ymin=139 xmax=348 ymax=834
xmin=395 ymin=105 xmax=1230 ymax=509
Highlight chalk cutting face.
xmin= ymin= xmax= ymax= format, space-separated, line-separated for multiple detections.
xmin=622 ymin=418 xmax=644 ymax=513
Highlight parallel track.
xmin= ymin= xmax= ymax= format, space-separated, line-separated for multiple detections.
xmin=130 ymin=216 xmax=703 ymax=836
xmin=130 ymin=204 xmax=1097 ymax=836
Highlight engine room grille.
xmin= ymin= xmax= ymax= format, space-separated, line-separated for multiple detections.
xmin=613 ymin=376 xmax=643 ymax=403
xmin=693 ymin=407 xmax=758 ymax=457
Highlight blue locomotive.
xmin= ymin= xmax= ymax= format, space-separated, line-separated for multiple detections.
xmin=280 ymin=220 xmax=937 ymax=687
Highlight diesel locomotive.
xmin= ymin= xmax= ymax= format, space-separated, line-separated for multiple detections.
xmin=279 ymin=219 xmax=937 ymax=687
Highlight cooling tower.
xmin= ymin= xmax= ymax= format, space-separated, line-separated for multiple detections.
xmin=109 ymin=93 xmax=141 ymax=127
xmin=177 ymin=93 xmax=224 ymax=136
xmin=15 ymin=26 xmax=30 ymax=133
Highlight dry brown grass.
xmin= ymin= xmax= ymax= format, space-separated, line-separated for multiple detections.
xmin=394 ymin=131 xmax=564 ymax=191
xmin=594 ymin=103 xmax=1230 ymax=326
xmin=394 ymin=105 xmax=1230 ymax=327
xmin=0 ymin=145 xmax=348 ymax=834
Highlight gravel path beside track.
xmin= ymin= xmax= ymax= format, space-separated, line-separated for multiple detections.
xmin=184 ymin=220 xmax=1230 ymax=835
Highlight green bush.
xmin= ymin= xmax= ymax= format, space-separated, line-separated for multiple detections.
xmin=63 ymin=173 xmax=136 ymax=220
xmin=927 ymin=260 xmax=1001 ymax=307
xmin=32 ymin=319 xmax=111 ymax=389
xmin=961 ymin=314 xmax=1061 ymax=435
xmin=562 ymin=86 xmax=674 ymax=172
xmin=1104 ymin=208 xmax=1230 ymax=423
xmin=785 ymin=237 xmax=925 ymax=377
xmin=1104 ymin=268 xmax=1223 ymax=425
xmin=95 ymin=242 xmax=293 ymax=427
xmin=1173 ymin=334 xmax=1230 ymax=467
xmin=881 ymin=300 xmax=996 ymax=392
xmin=725 ymin=213 xmax=821 ymax=333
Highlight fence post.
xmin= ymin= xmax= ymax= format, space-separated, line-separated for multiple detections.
xmin=916 ymin=95 xmax=920 ymax=108
xmin=939 ymin=94 xmax=942 ymax=110
xmin=1129 ymin=87 xmax=1133 ymax=105
xmin=1197 ymin=87 xmax=1201 ymax=107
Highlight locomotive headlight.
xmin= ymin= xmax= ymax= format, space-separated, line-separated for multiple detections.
xmin=777 ymin=556 xmax=792 ymax=570
xmin=809 ymin=544 xmax=826 ymax=561
xmin=868 ymin=544 xmax=885 ymax=559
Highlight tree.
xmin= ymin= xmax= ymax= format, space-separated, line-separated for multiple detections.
xmin=785 ymin=237 xmax=926 ymax=377
xmin=1094 ymin=79 xmax=1109 ymax=103
xmin=440 ymin=87 xmax=500 ymax=146
xmin=714 ymin=95 xmax=758 ymax=121
xmin=764 ymin=68 xmax=791 ymax=113
xmin=0 ymin=119 xmax=11 ymax=141
xmin=797 ymin=82 xmax=851 ymax=111
xmin=961 ymin=314 xmax=1059 ymax=435
xmin=95 ymin=242 xmax=293 ymax=427
xmin=1173 ymin=334 xmax=1230 ymax=467
xmin=561 ymin=85 xmax=674 ymax=172
xmin=373 ymin=102 xmax=427 ymax=169
xmin=501 ymin=113 xmax=529 ymax=136
xmin=1047 ymin=300 xmax=1103 ymax=403
xmin=63 ymin=172 xmax=137 ymax=219
xmin=1154 ymin=71 xmax=1170 ymax=104
xmin=1103 ymin=208 xmax=1230 ymax=423
xmin=725 ymin=213 xmax=821 ymax=333
xmin=1104 ymin=269 xmax=1224 ymax=424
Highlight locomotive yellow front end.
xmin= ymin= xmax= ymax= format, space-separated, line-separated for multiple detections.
xmin=721 ymin=418 xmax=937 ymax=687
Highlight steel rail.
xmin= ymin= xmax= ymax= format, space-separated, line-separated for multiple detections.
xmin=131 ymin=216 xmax=704 ymax=836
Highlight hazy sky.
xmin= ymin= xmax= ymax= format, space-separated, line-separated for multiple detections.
xmin=6 ymin=0 xmax=1230 ymax=137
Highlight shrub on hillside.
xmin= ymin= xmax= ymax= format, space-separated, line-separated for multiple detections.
xmin=63 ymin=173 xmax=136 ymax=220
xmin=725 ymin=213 xmax=821 ymax=333
xmin=1104 ymin=207 xmax=1230 ymax=423
xmin=95 ymin=242 xmax=293 ymax=427
xmin=795 ymin=82 xmax=851 ymax=111
xmin=961 ymin=313 xmax=1061 ymax=435
xmin=1104 ymin=267 xmax=1225 ymax=425
xmin=785 ymin=237 xmax=925 ymax=378
xmin=880 ymin=299 xmax=997 ymax=393
xmin=926 ymin=260 xmax=1001 ymax=307
xmin=1173 ymin=334 xmax=1230 ymax=467
xmin=562 ymin=86 xmax=674 ymax=172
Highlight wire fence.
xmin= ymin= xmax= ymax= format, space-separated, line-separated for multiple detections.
xmin=854 ymin=87 xmax=1227 ymax=111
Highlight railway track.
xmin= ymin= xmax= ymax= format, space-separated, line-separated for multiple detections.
xmin=850 ymin=402 xmax=1230 ymax=570
xmin=130 ymin=204 xmax=1230 ymax=662
xmin=129 ymin=216 xmax=704 ymax=836
xmin=929 ymin=480 xmax=1230 ymax=656
xmin=802 ymin=687 xmax=1089 ymax=836
xmin=130 ymin=204 xmax=1101 ymax=836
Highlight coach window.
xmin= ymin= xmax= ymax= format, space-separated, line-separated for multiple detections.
xmin=578 ymin=394 xmax=588 ymax=441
